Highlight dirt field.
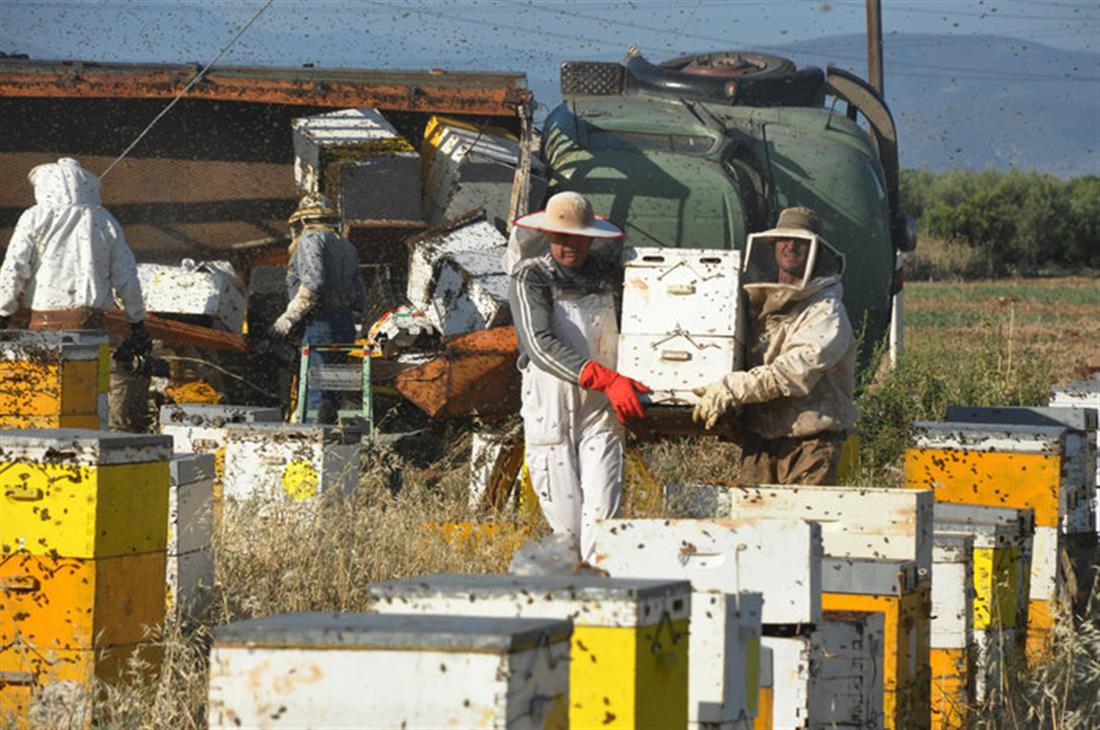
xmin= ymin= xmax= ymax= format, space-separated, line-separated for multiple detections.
xmin=904 ymin=276 xmax=1100 ymax=384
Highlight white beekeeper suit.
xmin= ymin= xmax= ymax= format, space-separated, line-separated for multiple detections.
xmin=0 ymin=158 xmax=145 ymax=323
xmin=508 ymin=193 xmax=649 ymax=563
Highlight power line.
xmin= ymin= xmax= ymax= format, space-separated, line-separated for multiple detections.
xmin=100 ymin=0 xmax=274 ymax=179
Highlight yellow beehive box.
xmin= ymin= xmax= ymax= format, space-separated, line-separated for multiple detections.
xmin=1 ymin=430 xmax=172 ymax=559
xmin=0 ymin=330 xmax=109 ymax=430
xmin=0 ymin=641 xmax=161 ymax=725
xmin=1 ymin=551 xmax=166 ymax=653
xmin=369 ymin=573 xmax=691 ymax=729
xmin=905 ymin=421 xmax=1086 ymax=531
xmin=820 ymin=557 xmax=931 ymax=730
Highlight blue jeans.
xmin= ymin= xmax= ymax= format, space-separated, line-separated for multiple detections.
xmin=302 ymin=311 xmax=357 ymax=418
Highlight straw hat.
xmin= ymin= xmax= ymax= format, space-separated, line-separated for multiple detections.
xmin=513 ymin=191 xmax=623 ymax=239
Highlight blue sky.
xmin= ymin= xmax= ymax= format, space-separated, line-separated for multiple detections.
xmin=3 ymin=1 xmax=1097 ymax=126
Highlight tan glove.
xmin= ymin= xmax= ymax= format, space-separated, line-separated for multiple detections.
xmin=272 ymin=287 xmax=319 ymax=337
xmin=692 ymin=378 xmax=738 ymax=430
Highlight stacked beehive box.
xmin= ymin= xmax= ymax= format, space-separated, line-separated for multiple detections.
xmin=293 ymin=107 xmax=421 ymax=223
xmin=592 ymin=517 xmax=819 ymax=728
xmin=0 ymin=331 xmax=110 ymax=430
xmin=138 ymin=261 xmax=246 ymax=334
xmin=207 ymin=612 xmax=572 ymax=729
xmin=421 ymin=115 xmax=547 ymax=232
xmin=932 ymin=502 xmax=1035 ymax=705
xmin=222 ymin=422 xmax=361 ymax=502
xmin=166 ymin=453 xmax=216 ymax=620
xmin=906 ymin=420 xmax=1091 ymax=660
xmin=617 ymin=247 xmax=745 ymax=406
xmin=369 ymin=573 xmax=693 ymax=729
xmin=929 ymin=534 xmax=974 ymax=730
xmin=405 ymin=216 xmax=511 ymax=337
xmin=0 ymin=430 xmax=171 ymax=722
xmin=1049 ymin=382 xmax=1100 ymax=532
xmin=667 ymin=482 xmax=933 ymax=729
xmin=812 ymin=610 xmax=885 ymax=728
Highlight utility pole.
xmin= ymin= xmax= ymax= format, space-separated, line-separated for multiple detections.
xmin=867 ymin=0 xmax=903 ymax=368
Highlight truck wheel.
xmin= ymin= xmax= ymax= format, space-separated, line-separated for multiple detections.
xmin=659 ymin=51 xmax=797 ymax=79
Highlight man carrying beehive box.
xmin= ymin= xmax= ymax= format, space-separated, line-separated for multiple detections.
xmin=692 ymin=207 xmax=857 ymax=485
xmin=0 ymin=157 xmax=153 ymax=431
xmin=507 ymin=191 xmax=651 ymax=563
xmin=271 ymin=193 xmax=367 ymax=423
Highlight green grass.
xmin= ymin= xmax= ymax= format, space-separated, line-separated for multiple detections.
xmin=906 ymin=282 xmax=1100 ymax=306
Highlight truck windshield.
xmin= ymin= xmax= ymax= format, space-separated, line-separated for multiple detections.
xmin=586 ymin=130 xmax=715 ymax=155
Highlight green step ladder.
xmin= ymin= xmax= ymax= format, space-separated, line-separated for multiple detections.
xmin=292 ymin=343 xmax=372 ymax=434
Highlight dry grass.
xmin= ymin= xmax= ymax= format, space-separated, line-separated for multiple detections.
xmin=6 ymin=277 xmax=1099 ymax=728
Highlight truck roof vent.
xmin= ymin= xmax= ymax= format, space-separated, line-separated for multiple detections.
xmin=560 ymin=61 xmax=625 ymax=97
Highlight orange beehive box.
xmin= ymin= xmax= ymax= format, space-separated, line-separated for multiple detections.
xmin=0 ymin=330 xmax=109 ymax=430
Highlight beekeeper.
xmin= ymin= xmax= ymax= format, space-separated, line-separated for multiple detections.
xmin=0 ymin=157 xmax=152 ymax=431
xmin=692 ymin=207 xmax=857 ymax=485
xmin=508 ymin=191 xmax=650 ymax=563
xmin=272 ymin=193 xmax=367 ymax=422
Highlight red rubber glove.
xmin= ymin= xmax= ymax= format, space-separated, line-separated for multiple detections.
xmin=579 ymin=361 xmax=652 ymax=422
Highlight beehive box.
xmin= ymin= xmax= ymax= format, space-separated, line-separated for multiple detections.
xmin=369 ymin=573 xmax=690 ymax=729
xmin=138 ymin=261 xmax=246 ymax=333
xmin=814 ymin=611 xmax=886 ymax=729
xmin=944 ymin=405 xmax=1097 ymax=533
xmin=762 ymin=635 xmax=820 ymax=730
xmin=666 ymin=483 xmax=935 ymax=577
xmin=1050 ymin=381 xmax=1100 ymax=531
xmin=617 ymin=247 xmax=745 ymax=406
xmin=166 ymin=453 xmax=215 ymax=619
xmin=160 ymin=403 xmax=283 ymax=454
xmin=0 ymin=330 xmax=109 ymax=430
xmin=819 ymin=557 xmax=930 ymax=730
xmin=222 ymin=422 xmax=361 ymax=501
xmin=592 ymin=518 xmax=822 ymax=626
xmin=292 ymin=108 xmax=421 ymax=222
xmin=207 ymin=612 xmax=571 ymax=729
xmin=930 ymin=534 xmax=974 ymax=730
xmin=1 ymin=429 xmax=171 ymax=722
xmin=421 ymin=115 xmax=547 ymax=232
xmin=905 ymin=421 xmax=1088 ymax=533
xmin=935 ymin=520 xmax=1024 ymax=633
xmin=972 ymin=627 xmax=1017 ymax=705
xmin=406 ymin=217 xmax=509 ymax=337
xmin=687 ymin=590 xmax=763 ymax=727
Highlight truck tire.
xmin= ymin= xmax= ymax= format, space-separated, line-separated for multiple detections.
xmin=624 ymin=49 xmax=825 ymax=108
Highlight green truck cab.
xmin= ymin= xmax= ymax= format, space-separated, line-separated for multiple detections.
xmin=543 ymin=50 xmax=914 ymax=359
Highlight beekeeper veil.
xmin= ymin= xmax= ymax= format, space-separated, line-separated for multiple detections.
xmin=743 ymin=207 xmax=844 ymax=290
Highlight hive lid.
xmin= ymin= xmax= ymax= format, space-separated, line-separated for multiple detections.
xmin=213 ymin=612 xmax=572 ymax=651
xmin=0 ymin=429 xmax=172 ymax=465
xmin=369 ymin=572 xmax=691 ymax=603
xmin=933 ymin=502 xmax=1034 ymax=531
xmin=0 ymin=329 xmax=108 ymax=359
xmin=159 ymin=403 xmax=283 ymax=428
xmin=169 ymin=452 xmax=216 ymax=486
xmin=912 ymin=420 xmax=1067 ymax=453
xmin=932 ymin=533 xmax=974 ymax=561
xmin=224 ymin=422 xmax=363 ymax=444
xmin=821 ymin=557 xmax=919 ymax=596
xmin=945 ymin=405 xmax=1097 ymax=434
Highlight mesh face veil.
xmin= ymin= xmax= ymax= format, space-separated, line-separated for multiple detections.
xmin=743 ymin=232 xmax=844 ymax=289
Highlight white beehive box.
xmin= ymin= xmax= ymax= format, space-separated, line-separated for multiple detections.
xmin=591 ymin=518 xmax=822 ymax=625
xmin=1050 ymin=381 xmax=1100 ymax=532
xmin=422 ymin=116 xmax=547 ymax=232
xmin=406 ymin=218 xmax=510 ymax=337
xmin=687 ymin=590 xmax=763 ymax=727
xmin=138 ymin=261 xmax=246 ymax=333
xmin=160 ymin=403 xmax=283 ymax=454
xmin=222 ymin=423 xmax=361 ymax=502
xmin=814 ymin=611 xmax=885 ymax=729
xmin=617 ymin=247 xmax=745 ymax=407
xmin=167 ymin=453 xmax=215 ymax=619
xmin=368 ymin=573 xmax=692 ymax=728
xmin=207 ymin=612 xmax=572 ymax=729
xmin=972 ymin=627 xmax=1015 ymax=704
xmin=666 ymin=483 xmax=935 ymax=578
xmin=945 ymin=405 xmax=1098 ymax=534
xmin=763 ymin=634 xmax=820 ymax=730
xmin=292 ymin=108 xmax=421 ymax=222
xmin=931 ymin=533 xmax=974 ymax=652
